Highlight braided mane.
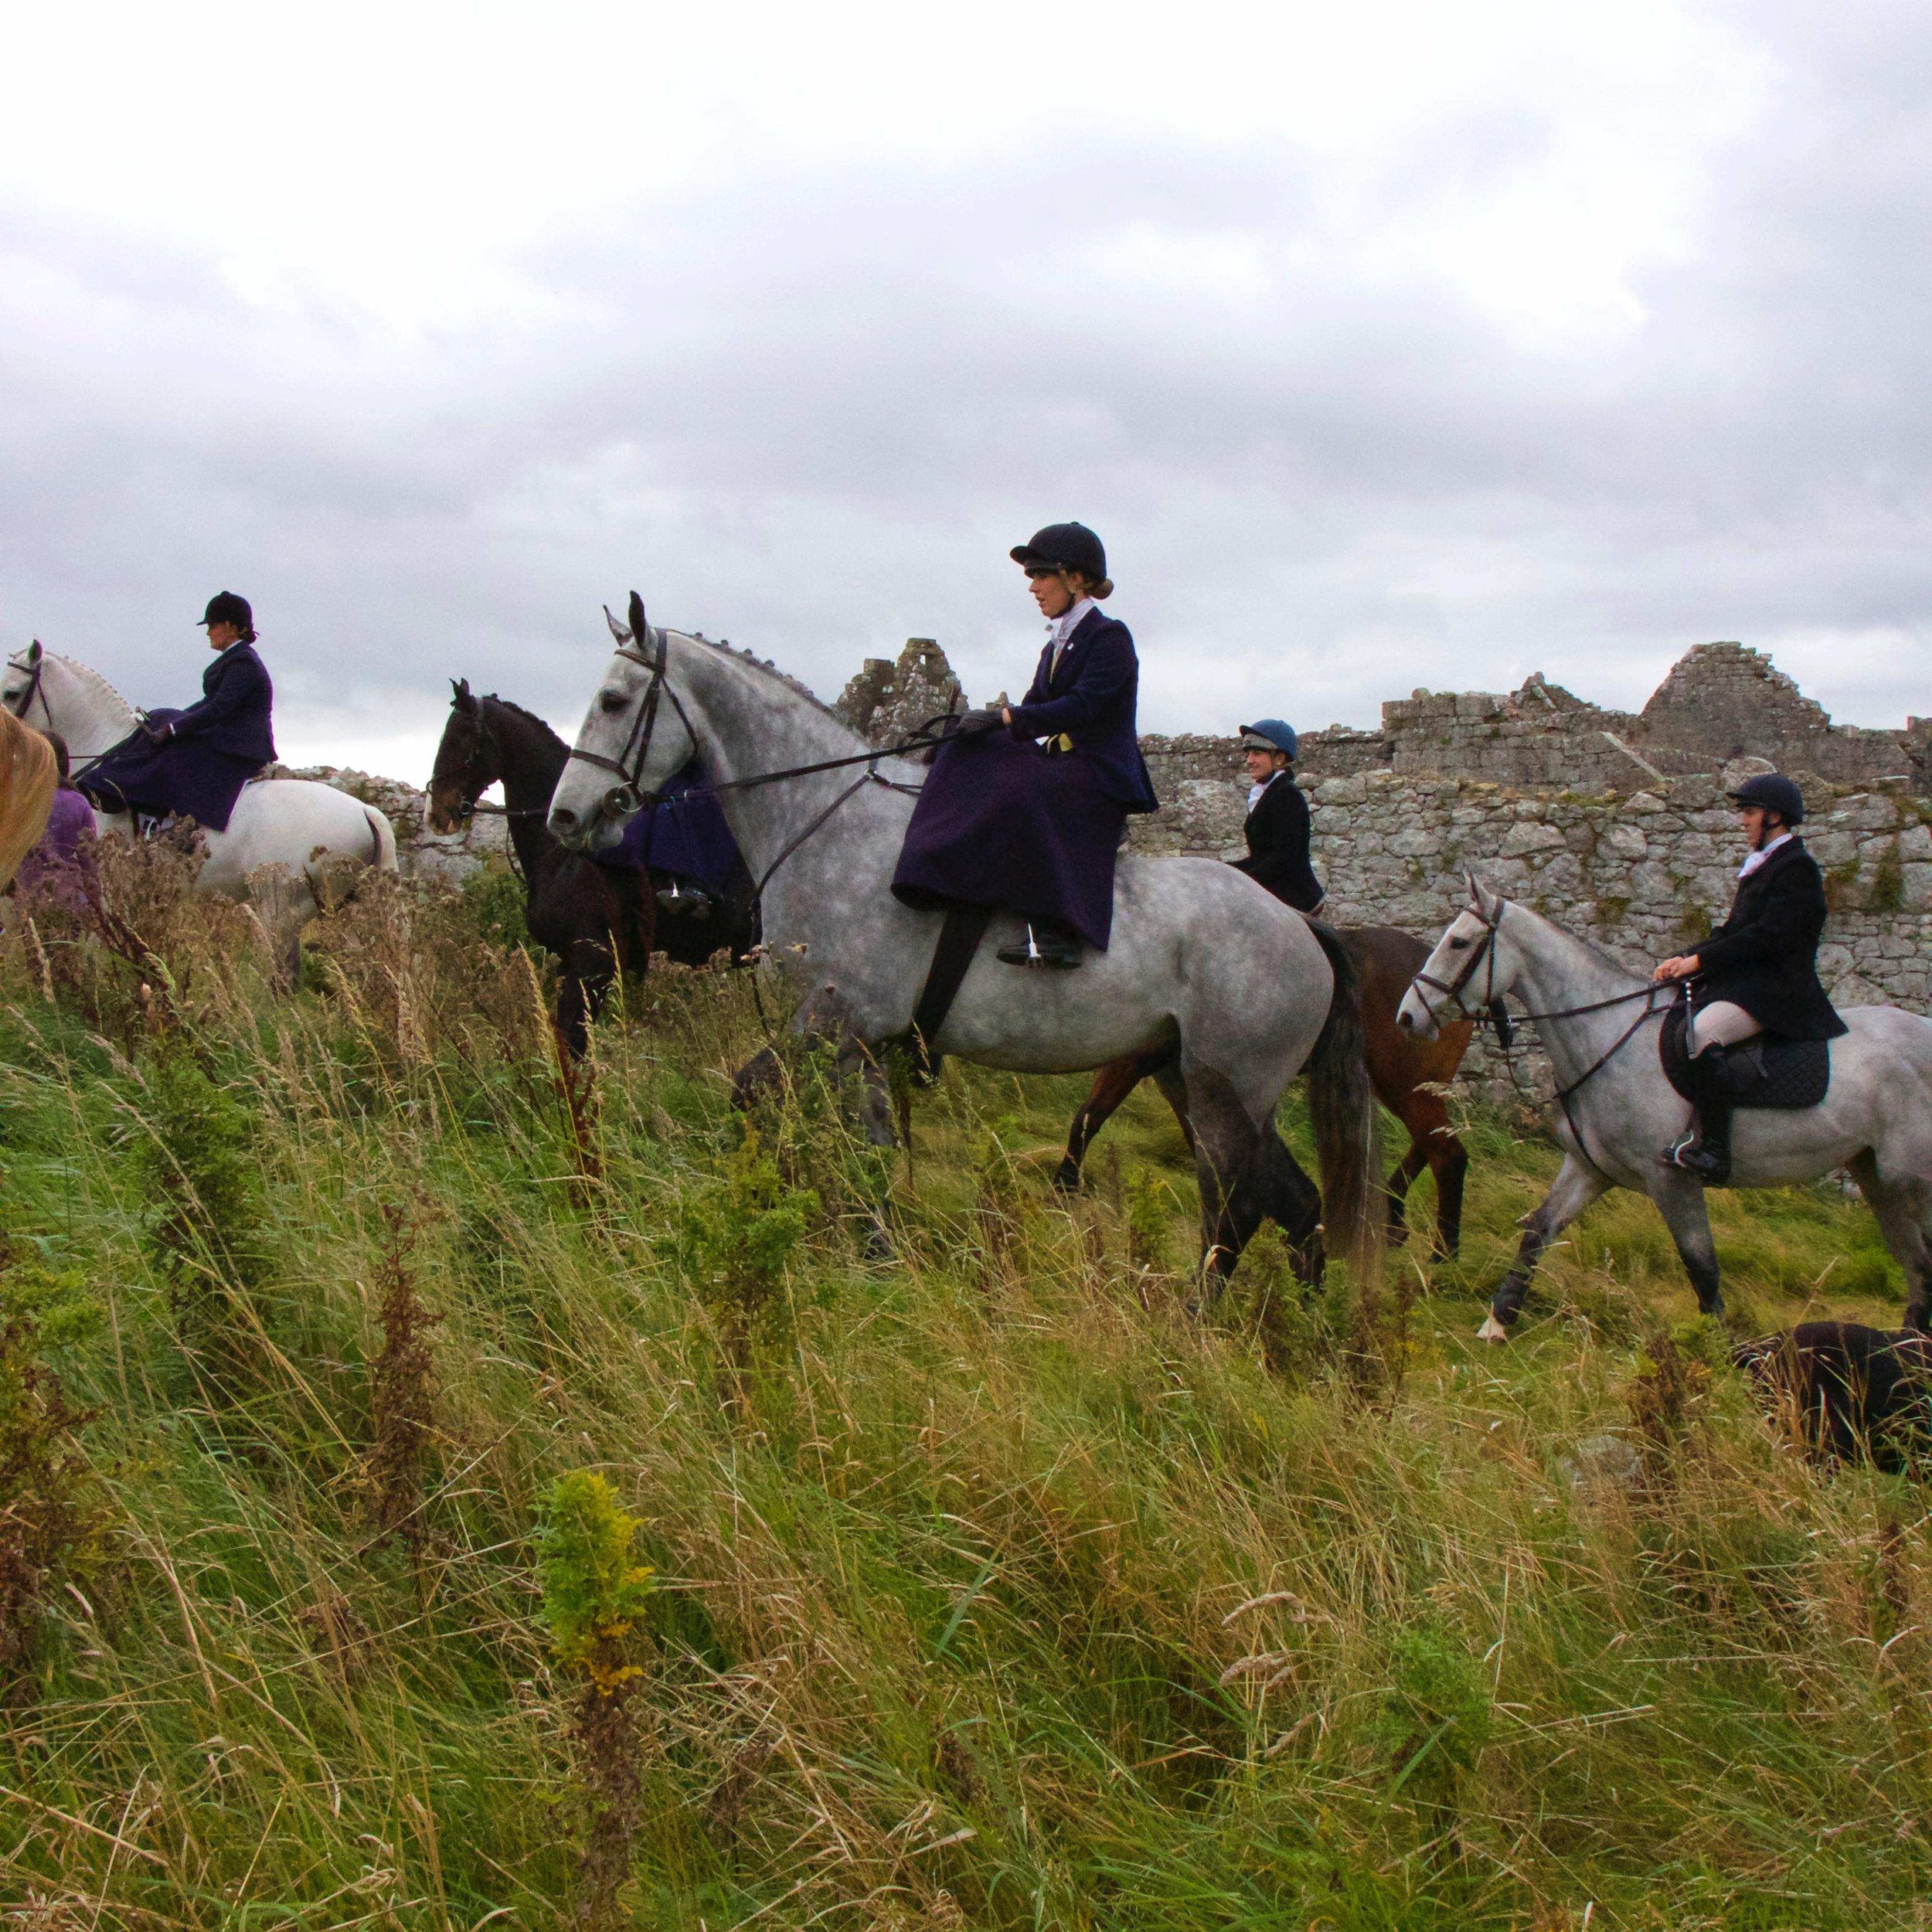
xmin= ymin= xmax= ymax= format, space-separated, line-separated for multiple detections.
xmin=675 ymin=631 xmax=847 ymax=729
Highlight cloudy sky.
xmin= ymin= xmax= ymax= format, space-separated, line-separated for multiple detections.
xmin=3 ymin=1 xmax=1929 ymax=781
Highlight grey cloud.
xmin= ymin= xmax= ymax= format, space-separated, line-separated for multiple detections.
xmin=4 ymin=2 xmax=1932 ymax=777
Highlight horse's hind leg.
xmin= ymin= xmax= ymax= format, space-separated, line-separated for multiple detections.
xmin=1385 ymin=1138 xmax=1427 ymax=1250
xmin=1848 ymin=1150 xmax=1932 ymax=1332
xmin=1055 ymin=1049 xmax=1162 ymax=1194
xmin=1481 ymin=1155 xmax=1610 ymax=1339
xmin=1428 ymin=1132 xmax=1470 ymax=1262
xmin=1184 ymin=1065 xmax=1318 ymax=1301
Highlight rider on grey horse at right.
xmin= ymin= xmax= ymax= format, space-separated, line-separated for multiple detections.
xmin=1651 ymin=771 xmax=1847 ymax=1184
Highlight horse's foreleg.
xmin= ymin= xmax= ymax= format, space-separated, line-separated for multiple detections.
xmin=1651 ymin=1175 xmax=1724 ymax=1321
xmin=1481 ymin=1155 xmax=1609 ymax=1340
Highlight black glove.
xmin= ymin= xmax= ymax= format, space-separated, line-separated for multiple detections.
xmin=950 ymin=709 xmax=1005 ymax=740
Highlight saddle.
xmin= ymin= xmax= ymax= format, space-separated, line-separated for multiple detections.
xmin=1660 ymin=1001 xmax=1831 ymax=1111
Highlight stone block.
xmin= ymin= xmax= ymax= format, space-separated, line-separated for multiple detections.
xmin=1840 ymin=792 xmax=1900 ymax=830
xmin=1902 ymin=864 xmax=1932 ymax=913
xmin=1899 ymin=821 xmax=1932 ymax=862
xmin=1602 ymin=822 xmax=1648 ymax=861
xmin=1498 ymin=821 xmax=1566 ymax=858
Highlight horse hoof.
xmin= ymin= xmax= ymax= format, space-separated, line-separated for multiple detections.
xmin=1049 ymin=1163 xmax=1083 ymax=1196
xmin=1477 ymin=1315 xmax=1510 ymax=1343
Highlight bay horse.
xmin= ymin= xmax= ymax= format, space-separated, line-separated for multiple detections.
xmin=4 ymin=643 xmax=396 ymax=979
xmin=546 ymin=597 xmax=1380 ymax=1288
xmin=1054 ymin=924 xmax=1485 ymax=1260
xmin=427 ymin=682 xmax=754 ymax=1053
xmin=1401 ymin=877 xmax=1932 ymax=1338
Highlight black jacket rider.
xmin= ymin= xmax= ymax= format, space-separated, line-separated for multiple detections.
xmin=1230 ymin=770 xmax=1324 ymax=913
xmin=1695 ymin=836 xmax=1847 ymax=1042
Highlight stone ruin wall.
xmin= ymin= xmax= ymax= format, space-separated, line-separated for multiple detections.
xmin=296 ymin=633 xmax=1931 ymax=1105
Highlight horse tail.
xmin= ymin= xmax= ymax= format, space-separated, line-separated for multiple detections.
xmin=0 ymin=712 xmax=56 ymax=891
xmin=364 ymin=806 xmax=398 ymax=872
xmin=1303 ymin=917 xmax=1383 ymax=1284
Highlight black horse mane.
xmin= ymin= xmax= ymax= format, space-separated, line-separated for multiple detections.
xmin=478 ymin=692 xmax=567 ymax=752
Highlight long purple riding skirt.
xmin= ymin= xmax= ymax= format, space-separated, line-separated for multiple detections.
xmin=891 ymin=732 xmax=1126 ymax=949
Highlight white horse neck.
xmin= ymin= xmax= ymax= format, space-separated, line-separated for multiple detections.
xmin=1503 ymin=902 xmax=1659 ymax=1088
xmin=39 ymin=655 xmax=136 ymax=757
xmin=663 ymin=634 xmax=920 ymax=876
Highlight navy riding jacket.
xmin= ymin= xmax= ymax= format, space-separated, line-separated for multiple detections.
xmin=166 ymin=642 xmax=277 ymax=765
xmin=1694 ymin=836 xmax=1847 ymax=1042
xmin=1005 ymin=608 xmax=1159 ymax=813
xmin=1230 ymin=770 xmax=1324 ymax=912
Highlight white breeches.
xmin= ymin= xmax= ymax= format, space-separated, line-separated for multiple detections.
xmin=1691 ymin=999 xmax=1763 ymax=1056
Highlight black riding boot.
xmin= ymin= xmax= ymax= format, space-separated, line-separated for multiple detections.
xmin=1662 ymin=1046 xmax=1736 ymax=1185
xmin=996 ymin=917 xmax=1082 ymax=969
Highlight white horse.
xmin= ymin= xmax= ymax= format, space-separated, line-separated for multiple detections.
xmin=4 ymin=641 xmax=398 ymax=975
xmin=1399 ymin=877 xmax=1932 ymax=1337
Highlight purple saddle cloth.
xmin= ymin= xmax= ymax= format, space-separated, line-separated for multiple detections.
xmin=599 ymin=764 xmax=740 ymax=890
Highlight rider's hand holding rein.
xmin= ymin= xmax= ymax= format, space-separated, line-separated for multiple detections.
xmin=1654 ymin=954 xmax=1700 ymax=981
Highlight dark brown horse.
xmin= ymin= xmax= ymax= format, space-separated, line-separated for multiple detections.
xmin=1053 ymin=924 xmax=1485 ymax=1260
xmin=428 ymin=683 xmax=756 ymax=1053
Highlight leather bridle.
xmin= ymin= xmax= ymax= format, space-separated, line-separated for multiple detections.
xmin=1410 ymin=893 xmax=1669 ymax=1175
xmin=5 ymin=650 xmax=46 ymax=733
xmin=560 ymin=608 xmax=690 ymax=827
xmin=1410 ymin=897 xmax=1505 ymax=1027
xmin=559 ymin=600 xmax=947 ymax=906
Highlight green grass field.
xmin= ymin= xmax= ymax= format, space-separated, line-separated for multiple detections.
xmin=2 ymin=852 xmax=1928 ymax=1930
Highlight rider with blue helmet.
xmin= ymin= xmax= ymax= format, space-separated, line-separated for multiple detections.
xmin=1228 ymin=719 xmax=1324 ymax=914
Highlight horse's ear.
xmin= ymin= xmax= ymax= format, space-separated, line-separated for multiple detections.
xmin=604 ymin=604 xmax=632 ymax=646
xmin=1469 ymin=873 xmax=1503 ymax=919
xmin=25 ymin=641 xmax=41 ymax=666
xmin=451 ymin=677 xmax=477 ymax=713
xmin=627 ymin=591 xmax=648 ymax=645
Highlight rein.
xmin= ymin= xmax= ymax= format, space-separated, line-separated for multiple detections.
xmin=1413 ymin=896 xmax=1670 ymax=1174
xmin=563 ymin=611 xmax=952 ymax=901
xmin=3 ymin=648 xmax=119 ymax=781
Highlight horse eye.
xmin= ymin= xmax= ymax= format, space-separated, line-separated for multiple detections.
xmin=599 ymin=691 xmax=628 ymax=713
xmin=1447 ymin=937 xmax=1468 ymax=950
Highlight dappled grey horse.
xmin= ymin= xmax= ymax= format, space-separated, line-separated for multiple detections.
xmin=1399 ymin=878 xmax=1932 ymax=1337
xmin=547 ymin=596 xmax=1380 ymax=1285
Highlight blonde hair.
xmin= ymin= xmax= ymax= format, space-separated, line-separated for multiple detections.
xmin=0 ymin=709 xmax=56 ymax=889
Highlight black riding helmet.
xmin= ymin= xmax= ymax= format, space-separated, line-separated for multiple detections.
xmin=1010 ymin=522 xmax=1107 ymax=583
xmin=1725 ymin=771 xmax=1804 ymax=825
xmin=201 ymin=591 xmax=255 ymax=639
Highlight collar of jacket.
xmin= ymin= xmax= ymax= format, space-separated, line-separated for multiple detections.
xmin=1738 ymin=832 xmax=1801 ymax=882
xmin=1046 ymin=606 xmax=1104 ymax=675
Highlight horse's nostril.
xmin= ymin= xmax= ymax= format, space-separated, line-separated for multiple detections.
xmin=552 ymin=807 xmax=577 ymax=829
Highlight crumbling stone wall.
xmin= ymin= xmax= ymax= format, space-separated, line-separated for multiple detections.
xmin=835 ymin=638 xmax=965 ymax=749
xmin=1132 ymin=764 xmax=1932 ymax=1102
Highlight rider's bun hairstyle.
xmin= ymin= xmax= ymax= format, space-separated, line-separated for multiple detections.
xmin=39 ymin=730 xmax=69 ymax=783
xmin=1087 ymin=576 xmax=1114 ymax=600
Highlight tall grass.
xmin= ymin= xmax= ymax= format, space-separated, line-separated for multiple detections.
xmin=0 ymin=848 xmax=1926 ymax=1929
